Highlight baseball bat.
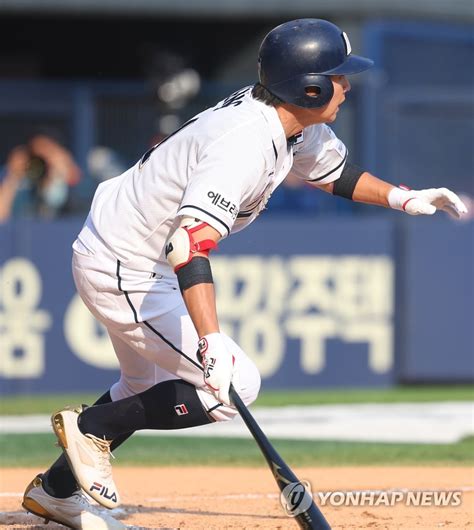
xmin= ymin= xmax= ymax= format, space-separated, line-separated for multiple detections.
xmin=229 ymin=385 xmax=332 ymax=530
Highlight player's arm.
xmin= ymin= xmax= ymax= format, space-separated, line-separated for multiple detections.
xmin=315 ymin=169 xmax=392 ymax=205
xmin=315 ymin=166 xmax=468 ymax=217
xmin=165 ymin=218 xmax=236 ymax=405
xmin=180 ymin=230 xmax=220 ymax=338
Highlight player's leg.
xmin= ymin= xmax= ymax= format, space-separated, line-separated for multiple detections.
xmin=49 ymin=335 xmax=218 ymax=508
xmin=50 ymin=247 xmax=260 ymax=507
xmin=40 ymin=331 xmax=155 ymax=499
xmin=40 ymin=390 xmax=122 ymax=498
xmin=22 ymin=332 xmax=157 ymax=526
xmin=22 ymin=473 xmax=126 ymax=530
xmin=75 ymin=304 xmax=261 ymax=439
xmin=52 ymin=302 xmax=260 ymax=508
xmin=81 ymin=332 xmax=216 ymax=440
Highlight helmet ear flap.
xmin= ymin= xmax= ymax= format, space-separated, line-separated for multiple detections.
xmin=302 ymin=75 xmax=334 ymax=108
xmin=262 ymin=74 xmax=334 ymax=109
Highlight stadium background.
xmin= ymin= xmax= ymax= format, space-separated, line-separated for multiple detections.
xmin=0 ymin=1 xmax=473 ymax=529
xmin=0 ymin=0 xmax=472 ymax=392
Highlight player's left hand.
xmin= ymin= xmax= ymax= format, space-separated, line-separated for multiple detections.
xmin=388 ymin=186 xmax=468 ymax=218
xmin=198 ymin=333 xmax=239 ymax=407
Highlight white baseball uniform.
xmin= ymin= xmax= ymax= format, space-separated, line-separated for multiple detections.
xmin=73 ymin=86 xmax=347 ymax=420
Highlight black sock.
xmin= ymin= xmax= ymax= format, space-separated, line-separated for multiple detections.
xmin=77 ymin=380 xmax=213 ymax=440
xmin=42 ymin=390 xmax=134 ymax=498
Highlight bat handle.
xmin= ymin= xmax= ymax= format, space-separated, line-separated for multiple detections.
xmin=229 ymin=384 xmax=243 ymax=407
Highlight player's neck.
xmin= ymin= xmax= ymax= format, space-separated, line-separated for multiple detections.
xmin=276 ymin=103 xmax=326 ymax=138
xmin=275 ymin=105 xmax=304 ymax=138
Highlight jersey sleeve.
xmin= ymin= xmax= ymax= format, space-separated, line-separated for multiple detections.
xmin=289 ymin=124 xmax=348 ymax=185
xmin=177 ymin=130 xmax=266 ymax=237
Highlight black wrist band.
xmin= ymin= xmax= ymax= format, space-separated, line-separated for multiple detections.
xmin=177 ymin=256 xmax=214 ymax=292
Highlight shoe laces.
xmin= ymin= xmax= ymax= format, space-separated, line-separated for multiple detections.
xmin=85 ymin=434 xmax=115 ymax=476
xmin=71 ymin=490 xmax=104 ymax=515
xmin=71 ymin=490 xmax=90 ymax=507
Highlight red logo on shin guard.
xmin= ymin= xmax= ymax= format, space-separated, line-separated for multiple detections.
xmin=174 ymin=404 xmax=189 ymax=416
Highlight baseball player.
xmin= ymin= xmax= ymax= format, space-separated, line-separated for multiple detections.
xmin=22 ymin=19 xmax=467 ymax=529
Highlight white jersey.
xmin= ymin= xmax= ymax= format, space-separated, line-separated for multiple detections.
xmin=79 ymin=86 xmax=347 ymax=273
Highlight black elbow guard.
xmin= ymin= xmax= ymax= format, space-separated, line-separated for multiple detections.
xmin=333 ymin=163 xmax=364 ymax=200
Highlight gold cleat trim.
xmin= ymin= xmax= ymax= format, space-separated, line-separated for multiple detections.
xmin=22 ymin=476 xmax=52 ymax=523
xmin=23 ymin=476 xmax=39 ymax=497
xmin=22 ymin=474 xmax=84 ymax=529
xmin=51 ymin=412 xmax=68 ymax=450
xmin=22 ymin=497 xmax=52 ymax=521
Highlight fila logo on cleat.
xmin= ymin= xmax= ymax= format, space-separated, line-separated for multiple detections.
xmin=174 ymin=404 xmax=189 ymax=416
xmin=90 ymin=482 xmax=118 ymax=503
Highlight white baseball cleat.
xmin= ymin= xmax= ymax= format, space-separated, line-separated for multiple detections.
xmin=52 ymin=408 xmax=120 ymax=509
xmin=22 ymin=474 xmax=126 ymax=529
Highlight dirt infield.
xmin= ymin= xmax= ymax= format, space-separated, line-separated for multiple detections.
xmin=0 ymin=466 xmax=472 ymax=529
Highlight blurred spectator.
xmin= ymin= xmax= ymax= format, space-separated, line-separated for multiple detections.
xmin=0 ymin=134 xmax=81 ymax=222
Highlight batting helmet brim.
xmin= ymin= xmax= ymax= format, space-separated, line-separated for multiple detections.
xmin=322 ymin=54 xmax=374 ymax=75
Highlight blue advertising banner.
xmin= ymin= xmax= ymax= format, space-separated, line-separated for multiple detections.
xmin=399 ymin=217 xmax=474 ymax=382
xmin=0 ymin=220 xmax=120 ymax=394
xmin=215 ymin=218 xmax=395 ymax=388
xmin=1 ymin=217 xmax=396 ymax=393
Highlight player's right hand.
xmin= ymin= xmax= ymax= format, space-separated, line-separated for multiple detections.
xmin=388 ymin=186 xmax=468 ymax=218
xmin=198 ymin=333 xmax=238 ymax=407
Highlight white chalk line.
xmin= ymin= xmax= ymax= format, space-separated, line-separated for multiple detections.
xmin=2 ymin=485 xmax=473 ymax=501
xmin=3 ymin=402 xmax=473 ymax=444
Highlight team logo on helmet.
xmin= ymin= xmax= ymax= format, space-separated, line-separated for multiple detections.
xmin=342 ymin=31 xmax=352 ymax=55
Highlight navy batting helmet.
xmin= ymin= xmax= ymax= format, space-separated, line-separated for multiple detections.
xmin=258 ymin=19 xmax=374 ymax=108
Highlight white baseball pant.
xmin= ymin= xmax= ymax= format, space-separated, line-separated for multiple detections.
xmin=71 ymin=223 xmax=261 ymax=422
